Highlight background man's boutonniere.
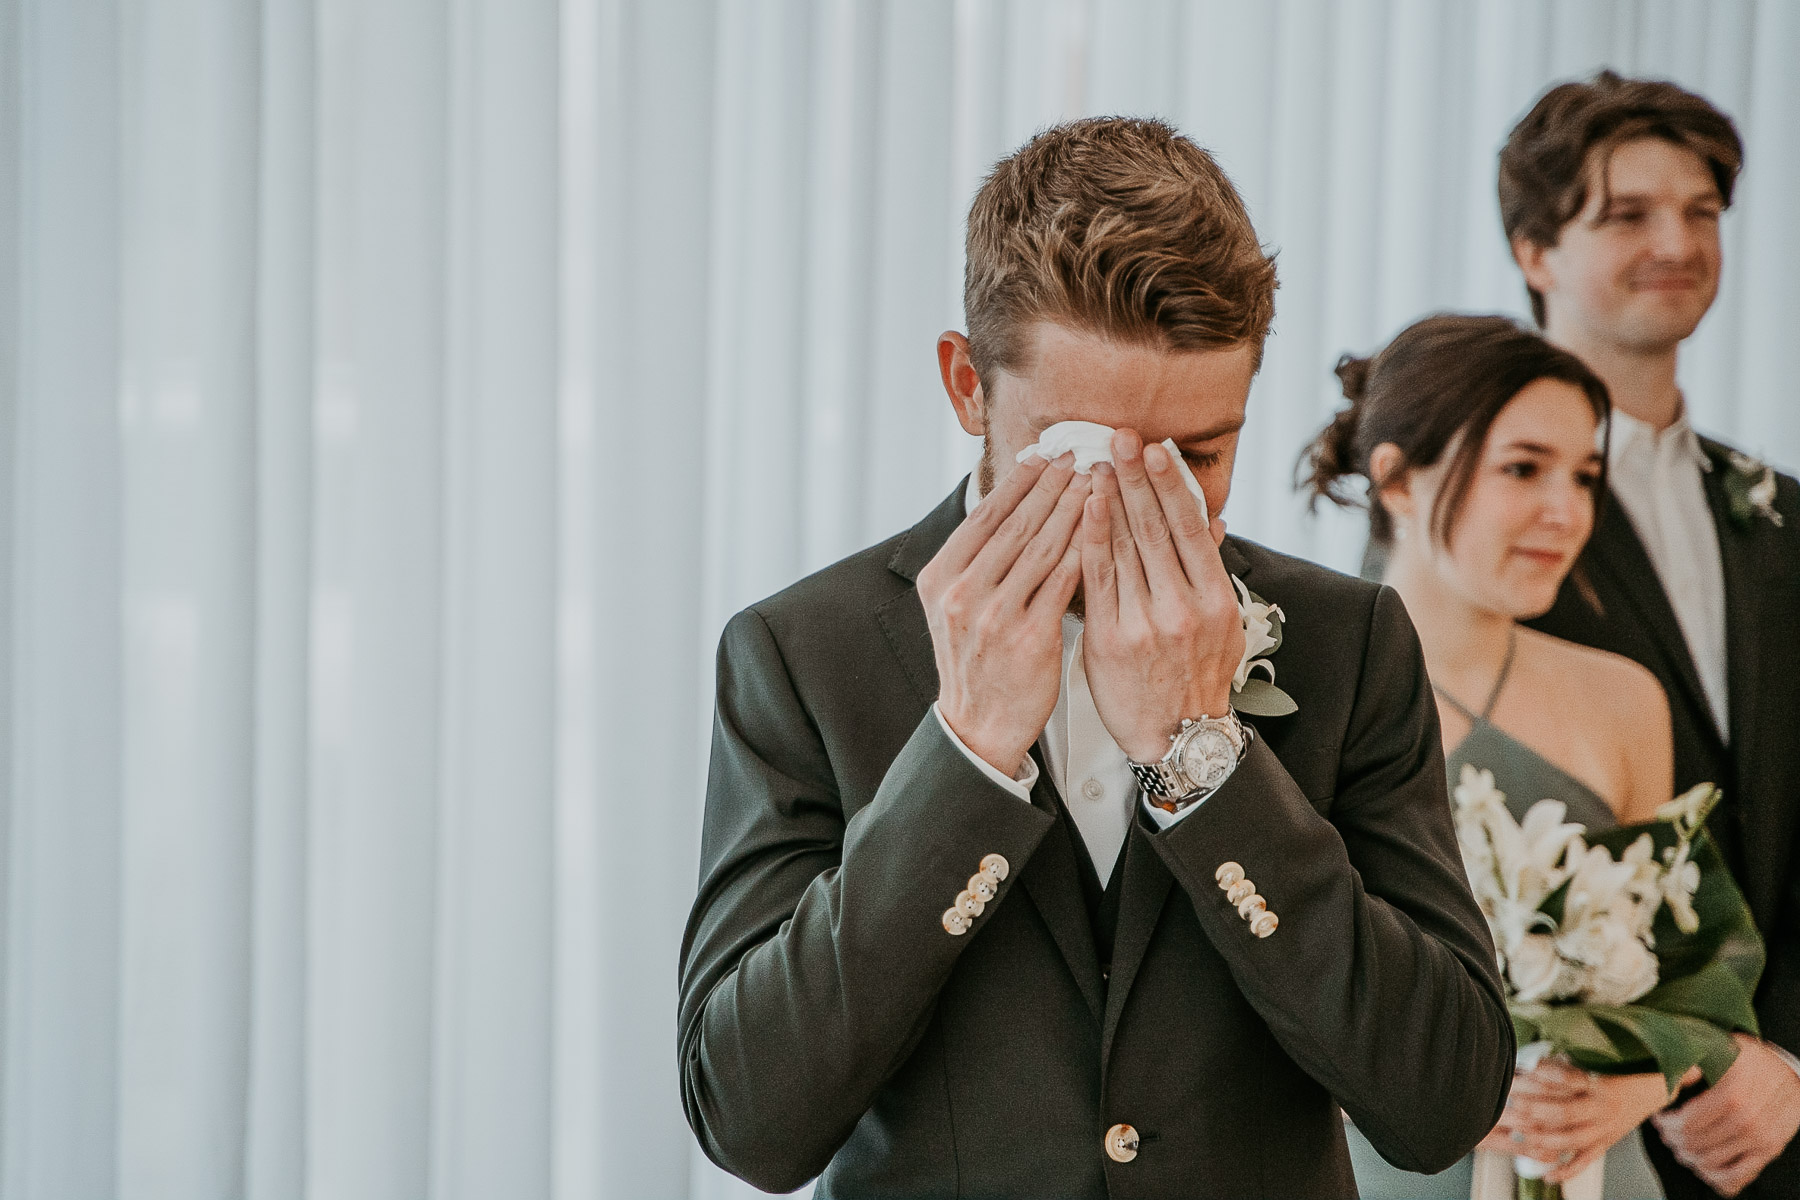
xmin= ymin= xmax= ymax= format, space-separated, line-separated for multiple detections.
xmin=1232 ymin=577 xmax=1296 ymax=717
xmin=1721 ymin=450 xmax=1785 ymax=530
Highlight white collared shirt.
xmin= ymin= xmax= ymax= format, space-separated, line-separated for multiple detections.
xmin=931 ymin=476 xmax=1201 ymax=888
xmin=1606 ymin=407 xmax=1729 ymax=738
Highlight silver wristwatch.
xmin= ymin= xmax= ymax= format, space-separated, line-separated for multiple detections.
xmin=1127 ymin=712 xmax=1251 ymax=813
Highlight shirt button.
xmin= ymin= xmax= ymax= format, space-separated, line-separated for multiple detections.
xmin=1104 ymin=1123 xmax=1140 ymax=1163
xmin=1081 ymin=778 xmax=1105 ymax=800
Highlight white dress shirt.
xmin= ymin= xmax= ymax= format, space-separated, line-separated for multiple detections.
xmin=931 ymin=475 xmax=1203 ymax=888
xmin=1606 ymin=406 xmax=1729 ymax=738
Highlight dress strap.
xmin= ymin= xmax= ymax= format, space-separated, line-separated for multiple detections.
xmin=1479 ymin=627 xmax=1520 ymax=721
xmin=1431 ymin=682 xmax=1479 ymax=722
xmin=1432 ymin=626 xmax=1520 ymax=724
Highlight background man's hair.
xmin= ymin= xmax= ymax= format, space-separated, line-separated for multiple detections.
xmin=963 ymin=116 xmax=1277 ymax=393
xmin=1499 ymin=69 xmax=1743 ymax=326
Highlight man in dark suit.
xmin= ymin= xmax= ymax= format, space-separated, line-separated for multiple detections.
xmin=679 ymin=117 xmax=1512 ymax=1198
xmin=1508 ymin=73 xmax=1800 ymax=1199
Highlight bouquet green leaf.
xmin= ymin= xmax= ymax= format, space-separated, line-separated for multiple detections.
xmin=1454 ymin=769 xmax=1764 ymax=1094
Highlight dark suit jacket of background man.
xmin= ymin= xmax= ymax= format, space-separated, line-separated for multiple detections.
xmin=680 ymin=481 xmax=1513 ymax=1199
xmin=1532 ymin=439 xmax=1800 ymax=1200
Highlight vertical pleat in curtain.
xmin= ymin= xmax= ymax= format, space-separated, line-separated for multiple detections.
xmin=1 ymin=3 xmax=1797 ymax=1200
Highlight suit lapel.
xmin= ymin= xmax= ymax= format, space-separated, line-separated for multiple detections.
xmin=1584 ymin=491 xmax=1722 ymax=745
xmin=1100 ymin=819 xmax=1175 ymax=1062
xmin=1702 ymin=458 xmax=1761 ymax=762
xmin=876 ymin=481 xmax=968 ymax=707
xmin=1699 ymin=449 xmax=1792 ymax=923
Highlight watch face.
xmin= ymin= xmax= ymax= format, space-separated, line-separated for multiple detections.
xmin=1179 ymin=728 xmax=1236 ymax=791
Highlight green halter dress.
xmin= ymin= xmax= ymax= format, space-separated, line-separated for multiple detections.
xmin=1344 ymin=637 xmax=1663 ymax=1199
xmin=1437 ymin=634 xmax=1616 ymax=832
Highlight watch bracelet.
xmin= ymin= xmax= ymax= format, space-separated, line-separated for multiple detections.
xmin=1130 ymin=718 xmax=1254 ymax=811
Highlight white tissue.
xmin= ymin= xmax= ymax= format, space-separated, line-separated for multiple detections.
xmin=1015 ymin=420 xmax=1208 ymax=527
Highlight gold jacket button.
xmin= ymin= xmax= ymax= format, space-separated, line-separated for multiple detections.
xmin=980 ymin=853 xmax=1010 ymax=882
xmin=1104 ymin=1122 xmax=1140 ymax=1163
xmin=1214 ymin=861 xmax=1244 ymax=889
xmin=1250 ymin=910 xmax=1279 ymax=939
xmin=942 ymin=907 xmax=970 ymax=936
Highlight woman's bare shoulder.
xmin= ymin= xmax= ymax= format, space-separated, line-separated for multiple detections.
xmin=1518 ymin=628 xmax=1670 ymax=737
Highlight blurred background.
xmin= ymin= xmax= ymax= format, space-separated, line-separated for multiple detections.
xmin=2 ymin=1 xmax=1797 ymax=1198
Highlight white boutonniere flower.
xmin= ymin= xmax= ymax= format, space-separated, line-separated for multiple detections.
xmin=1230 ymin=577 xmax=1295 ymax=717
xmin=1723 ymin=450 xmax=1785 ymax=529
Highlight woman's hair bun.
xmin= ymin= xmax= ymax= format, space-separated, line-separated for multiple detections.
xmin=1334 ymin=353 xmax=1373 ymax=402
xmin=1299 ymin=394 xmax=1364 ymax=510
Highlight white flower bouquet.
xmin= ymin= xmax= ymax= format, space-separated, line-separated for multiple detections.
xmin=1452 ymin=767 xmax=1766 ymax=1200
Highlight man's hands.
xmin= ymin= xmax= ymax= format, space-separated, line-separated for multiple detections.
xmin=1080 ymin=430 xmax=1243 ymax=762
xmin=918 ymin=454 xmax=1089 ymax=776
xmin=1482 ymin=1059 xmax=1690 ymax=1184
xmin=1651 ymin=1035 xmax=1800 ymax=1196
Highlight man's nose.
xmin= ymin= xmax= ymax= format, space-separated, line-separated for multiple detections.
xmin=1648 ymin=208 xmax=1701 ymax=262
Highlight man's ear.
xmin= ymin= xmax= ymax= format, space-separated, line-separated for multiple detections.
xmin=938 ymin=332 xmax=988 ymax=436
xmin=1512 ymin=235 xmax=1556 ymax=297
xmin=1368 ymin=442 xmax=1415 ymax=523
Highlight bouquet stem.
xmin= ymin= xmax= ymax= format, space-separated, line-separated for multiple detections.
xmin=1516 ymin=1178 xmax=1561 ymax=1200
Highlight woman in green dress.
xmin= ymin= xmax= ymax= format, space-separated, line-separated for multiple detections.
xmin=1304 ymin=315 xmax=1683 ymax=1199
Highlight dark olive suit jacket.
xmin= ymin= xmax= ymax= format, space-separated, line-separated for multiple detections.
xmin=1531 ymin=438 xmax=1800 ymax=1200
xmin=679 ymin=482 xmax=1513 ymax=1199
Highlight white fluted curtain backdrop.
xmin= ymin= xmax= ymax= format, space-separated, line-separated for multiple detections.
xmin=2 ymin=2 xmax=1796 ymax=1199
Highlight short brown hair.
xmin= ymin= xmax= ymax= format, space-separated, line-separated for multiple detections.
xmin=1499 ymin=70 xmax=1743 ymax=325
xmin=1302 ymin=314 xmax=1611 ymax=547
xmin=964 ymin=117 xmax=1277 ymax=391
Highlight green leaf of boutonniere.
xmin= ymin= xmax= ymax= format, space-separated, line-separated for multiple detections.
xmin=1233 ymin=676 xmax=1298 ymax=717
